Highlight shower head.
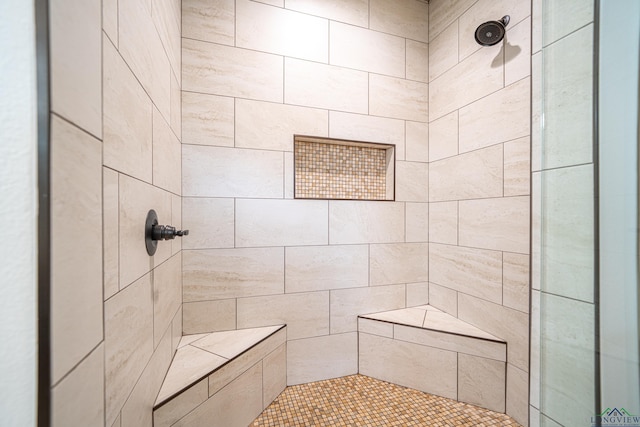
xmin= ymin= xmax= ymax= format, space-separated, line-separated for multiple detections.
xmin=474 ymin=15 xmax=510 ymax=46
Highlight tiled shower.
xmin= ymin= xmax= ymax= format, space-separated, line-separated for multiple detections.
xmin=44 ymin=0 xmax=536 ymax=426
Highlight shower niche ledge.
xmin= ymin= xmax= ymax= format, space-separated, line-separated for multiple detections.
xmin=358 ymin=305 xmax=507 ymax=414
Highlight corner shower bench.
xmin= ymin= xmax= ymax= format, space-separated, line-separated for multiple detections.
xmin=153 ymin=325 xmax=286 ymax=427
xmin=358 ymin=305 xmax=507 ymax=413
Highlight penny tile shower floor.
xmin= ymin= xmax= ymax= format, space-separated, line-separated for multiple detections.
xmin=252 ymin=375 xmax=522 ymax=427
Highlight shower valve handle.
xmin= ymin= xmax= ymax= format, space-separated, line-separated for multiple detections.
xmin=152 ymin=224 xmax=189 ymax=241
xmin=145 ymin=209 xmax=189 ymax=256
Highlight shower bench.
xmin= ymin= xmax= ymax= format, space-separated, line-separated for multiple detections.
xmin=152 ymin=325 xmax=286 ymax=427
xmin=358 ymin=305 xmax=507 ymax=413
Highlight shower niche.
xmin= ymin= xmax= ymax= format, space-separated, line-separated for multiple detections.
xmin=293 ymin=135 xmax=395 ymax=201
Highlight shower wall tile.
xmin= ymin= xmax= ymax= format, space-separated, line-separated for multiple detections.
xmin=504 ymin=136 xmax=531 ymax=197
xmin=428 ymin=111 xmax=458 ymax=162
xmin=284 ymin=152 xmax=294 ymax=199
xmin=457 ymin=0 xmax=531 ymax=61
xmin=428 ymin=201 xmax=457 ymax=245
xmin=329 ymin=201 xmax=405 ymax=244
xmin=405 ymin=121 xmax=429 ymax=162
xmin=428 ymin=0 xmax=475 ymax=41
xmin=121 ymin=328 xmax=172 ymax=427
xmin=287 ymin=333 xmax=358 ymax=385
xmin=103 ymin=0 xmax=117 ymax=46
xmin=541 ymin=24 xmax=593 ymax=169
xmin=285 ymin=0 xmax=368 ymax=28
xmin=52 ymin=344 xmax=104 ymax=427
xmin=51 ymin=116 xmax=103 ymax=385
xmin=459 ymin=77 xmax=530 ymax=154
xmin=395 ymin=161 xmax=429 ymax=202
xmin=457 ymin=354 xmax=506 ymax=412
xmin=428 ymin=21 xmax=458 ymax=82
xmin=118 ymin=174 xmax=171 ymax=287
xmin=458 ymin=293 xmax=529 ymax=372
xmin=406 ymin=282 xmax=430 ymax=306
xmin=119 ymin=0 xmax=171 ymax=119
xmin=237 ymin=292 xmax=330 ymax=340
xmin=537 ymin=165 xmax=594 ymax=302
xmin=103 ymin=168 xmax=119 ymax=300
xmin=170 ymin=71 xmax=181 ymax=138
xmin=237 ymin=0 xmax=328 ymax=63
xmin=183 ymin=299 xmax=236 ymax=334
xmin=369 ymin=243 xmax=429 ymax=286
xmin=503 ymin=252 xmax=530 ymax=313
xmin=459 ymin=196 xmax=530 ymax=254
xmin=330 ymin=285 xmax=406 ymax=333
xmin=235 ymin=199 xmax=328 ymax=247
xmin=285 ymin=58 xmax=368 ymax=113
xmin=103 ymin=37 xmax=153 ymax=183
xmin=181 ymin=92 xmax=234 ymax=147
xmin=428 ymin=282 xmax=458 ymax=316
xmin=104 ymin=273 xmax=154 ymax=427
xmin=507 ymin=364 xmax=529 ymax=427
xmin=329 ymin=112 xmax=405 ymax=154
xmin=182 ymin=0 xmax=234 ymax=45
xmin=263 ymin=343 xmax=287 ymax=405
xmin=285 ymin=245 xmax=369 ymax=293
xmin=183 ymin=248 xmax=284 ymax=301
xmin=429 ymin=243 xmax=503 ymax=304
xmin=369 ymin=74 xmax=428 ymax=122
xmin=405 ymin=202 xmax=429 ymax=243
xmin=406 ymin=40 xmax=429 ymax=83
xmin=429 ymin=44 xmax=503 ymax=120
xmin=369 ymin=0 xmax=429 ymax=43
xmin=152 ymin=0 xmax=181 ymax=78
xmin=358 ymin=317 xmax=394 ymax=338
xmin=153 ymin=379 xmax=207 ymax=427
xmin=183 ymin=39 xmax=284 ymax=103
xmin=171 ymin=194 xmax=182 ymax=255
xmin=50 ymin=0 xmax=102 ymax=138
xmin=429 ymin=145 xmax=503 ymax=202
xmin=542 ymin=0 xmax=594 ymax=46
xmin=182 ymin=198 xmax=234 ymax=249
xmin=330 ymin=21 xmax=405 ymax=78
xmin=152 ymin=108 xmax=181 ymax=195
xmin=359 ymin=332 xmax=457 ymax=399
xmin=153 ymin=254 xmax=182 ymax=348
xmin=183 ymin=145 xmax=284 ymax=198
xmin=171 ymin=306 xmax=183 ymax=352
xmin=235 ymin=99 xmax=328 ymax=151
xmin=505 ymin=17 xmax=532 ymax=86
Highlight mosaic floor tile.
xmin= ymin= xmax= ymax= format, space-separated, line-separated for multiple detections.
xmin=252 ymin=374 xmax=522 ymax=427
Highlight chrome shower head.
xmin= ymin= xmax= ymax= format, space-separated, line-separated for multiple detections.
xmin=474 ymin=15 xmax=510 ymax=46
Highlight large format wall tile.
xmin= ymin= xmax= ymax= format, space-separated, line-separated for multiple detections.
xmin=103 ymin=37 xmax=153 ymax=183
xmin=153 ymin=255 xmax=182 ymax=348
xmin=542 ymin=0 xmax=594 ymax=46
xmin=181 ymin=92 xmax=234 ymax=147
xmin=285 ymin=245 xmax=369 ymax=293
xmin=429 ymin=243 xmax=503 ymax=304
xmin=285 ymin=58 xmax=368 ymax=113
xmin=51 ymin=116 xmax=103 ymax=384
xmin=183 ymin=38 xmax=284 ymax=103
xmin=285 ymin=0 xmax=368 ymax=27
xmin=428 ymin=111 xmax=458 ymax=162
xmin=406 ymin=40 xmax=429 ymax=83
xmin=182 ymin=198 xmax=234 ymax=250
xmin=330 ymin=285 xmax=406 ymax=333
xmin=507 ymin=364 xmax=529 ymax=426
xmin=429 ymin=201 xmax=457 ymax=245
xmin=428 ymin=21 xmax=458 ymax=82
xmin=406 ymin=202 xmax=429 ymax=243
xmin=235 ymin=199 xmax=329 ymax=247
xmin=505 ymin=17 xmax=532 ymax=86
xmin=237 ymin=0 xmax=328 ymax=62
xmin=104 ymin=274 xmax=153 ymax=427
xmin=50 ymin=0 xmax=101 ymax=137
xmin=459 ymin=196 xmax=530 ymax=254
xmin=152 ymin=0 xmax=181 ymax=78
xmin=330 ymin=21 xmax=405 ymax=77
xmin=370 ymin=243 xmax=429 ymax=286
xmin=287 ymin=333 xmax=358 ymax=385
xmin=459 ymin=78 xmax=530 ymax=154
xmin=429 ymin=44 xmax=503 ymax=120
xmin=236 ymin=99 xmax=328 ymax=151
xmin=405 ymin=121 xmax=429 ymax=162
xmin=183 ymin=248 xmax=284 ymax=301
xmin=458 ymin=354 xmax=506 ymax=412
xmin=369 ymin=0 xmax=428 ymax=43
xmin=152 ymin=108 xmax=181 ymax=195
xmin=237 ymin=292 xmax=330 ymax=340
xmin=182 ymin=145 xmax=284 ymax=198
xmin=329 ymin=201 xmax=405 ymax=244
xmin=183 ymin=299 xmax=236 ymax=334
xmin=52 ymin=344 xmax=104 ymax=427
xmin=503 ymin=252 xmax=530 ymax=313
xmin=504 ymin=137 xmax=531 ymax=197
xmin=429 ymin=0 xmax=476 ymax=41
xmin=329 ymin=111 xmax=404 ymax=150
xmin=396 ymin=161 xmax=429 ymax=202
xmin=369 ymin=74 xmax=428 ymax=122
xmin=103 ymin=168 xmax=119 ymax=300
xmin=428 ymin=282 xmax=458 ymax=316
xmin=182 ymin=0 xmax=234 ymax=46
